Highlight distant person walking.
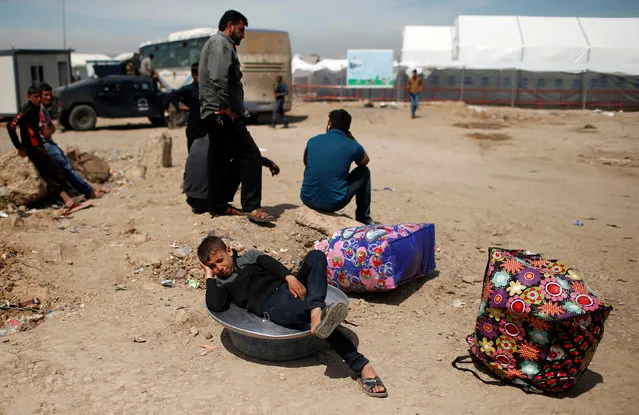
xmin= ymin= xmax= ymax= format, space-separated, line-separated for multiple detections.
xmin=140 ymin=54 xmax=154 ymax=77
xmin=199 ymin=9 xmax=275 ymax=223
xmin=406 ymin=69 xmax=423 ymax=119
xmin=271 ymin=75 xmax=288 ymax=128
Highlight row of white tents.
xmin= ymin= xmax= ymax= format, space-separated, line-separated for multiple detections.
xmin=401 ymin=16 xmax=639 ymax=75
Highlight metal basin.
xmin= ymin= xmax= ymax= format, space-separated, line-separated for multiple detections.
xmin=207 ymin=285 xmax=349 ymax=361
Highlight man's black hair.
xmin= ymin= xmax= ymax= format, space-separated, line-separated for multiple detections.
xmin=197 ymin=235 xmax=227 ymax=263
xmin=218 ymin=10 xmax=248 ymax=31
xmin=39 ymin=82 xmax=53 ymax=92
xmin=27 ymin=85 xmax=41 ymax=96
xmin=191 ymin=62 xmax=199 ymax=74
xmin=328 ymin=109 xmax=352 ymax=133
xmin=149 ymin=54 xmax=155 ymax=59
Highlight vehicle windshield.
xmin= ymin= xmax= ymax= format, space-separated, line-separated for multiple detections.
xmin=140 ymin=38 xmax=207 ymax=70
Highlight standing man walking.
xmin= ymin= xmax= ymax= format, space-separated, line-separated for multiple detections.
xmin=406 ymin=69 xmax=423 ymax=119
xmin=199 ymin=9 xmax=275 ymax=223
xmin=271 ymin=75 xmax=288 ymax=128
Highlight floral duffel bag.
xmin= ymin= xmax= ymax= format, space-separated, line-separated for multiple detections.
xmin=315 ymin=223 xmax=436 ymax=293
xmin=461 ymin=248 xmax=612 ymax=394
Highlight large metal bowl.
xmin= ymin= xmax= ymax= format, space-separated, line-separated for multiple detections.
xmin=207 ymin=285 xmax=349 ymax=361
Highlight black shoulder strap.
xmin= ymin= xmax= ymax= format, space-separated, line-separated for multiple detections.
xmin=451 ymin=355 xmax=506 ymax=386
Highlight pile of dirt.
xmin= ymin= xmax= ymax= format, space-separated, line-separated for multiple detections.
xmin=467 ymin=132 xmax=511 ymax=142
xmin=0 ymin=152 xmax=48 ymax=207
xmin=453 ymin=121 xmax=508 ymax=130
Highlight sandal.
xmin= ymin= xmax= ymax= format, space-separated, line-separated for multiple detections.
xmin=314 ymin=300 xmax=348 ymax=339
xmin=60 ymin=201 xmax=93 ymax=216
xmin=358 ymin=376 xmax=388 ymax=398
xmin=247 ymin=209 xmax=277 ymax=223
xmin=213 ymin=206 xmax=246 ymax=217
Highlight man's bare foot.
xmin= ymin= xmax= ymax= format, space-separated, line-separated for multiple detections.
xmin=360 ymin=364 xmax=387 ymax=396
xmin=310 ymin=307 xmax=322 ymax=336
xmin=89 ymin=189 xmax=106 ymax=199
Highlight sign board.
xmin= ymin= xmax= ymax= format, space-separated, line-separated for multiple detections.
xmin=346 ymin=49 xmax=394 ymax=88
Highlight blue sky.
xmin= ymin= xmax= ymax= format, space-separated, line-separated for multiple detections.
xmin=1 ymin=0 xmax=638 ymax=57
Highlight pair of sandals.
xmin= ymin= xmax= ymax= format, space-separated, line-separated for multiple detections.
xmin=215 ymin=206 xmax=276 ymax=223
xmin=313 ymin=300 xmax=388 ymax=398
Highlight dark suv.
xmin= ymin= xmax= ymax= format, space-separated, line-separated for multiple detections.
xmin=54 ymin=75 xmax=168 ymax=131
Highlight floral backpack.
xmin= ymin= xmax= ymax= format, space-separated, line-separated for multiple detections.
xmin=315 ymin=223 xmax=436 ymax=293
xmin=460 ymin=248 xmax=612 ymax=394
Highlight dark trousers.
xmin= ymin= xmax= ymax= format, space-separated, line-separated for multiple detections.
xmin=25 ymin=146 xmax=66 ymax=194
xmin=272 ymin=99 xmax=288 ymax=126
xmin=204 ymin=115 xmax=262 ymax=213
xmin=185 ymin=124 xmax=203 ymax=152
xmin=262 ymin=250 xmax=370 ymax=374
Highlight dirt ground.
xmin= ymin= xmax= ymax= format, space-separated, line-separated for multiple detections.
xmin=0 ymin=101 xmax=637 ymax=414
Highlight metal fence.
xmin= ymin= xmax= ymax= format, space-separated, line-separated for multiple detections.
xmin=293 ymin=69 xmax=639 ymax=111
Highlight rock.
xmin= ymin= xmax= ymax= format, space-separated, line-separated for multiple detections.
xmin=139 ymin=131 xmax=172 ymax=170
xmin=583 ymin=123 xmax=597 ymax=130
xmin=190 ymin=327 xmax=199 ymax=337
xmin=0 ymin=152 xmax=49 ymax=205
xmin=414 ymin=309 xmax=425 ymax=317
xmin=278 ymin=372 xmax=286 ymax=381
xmin=200 ymin=351 xmax=208 ymax=356
xmin=175 ymin=269 xmax=188 ymax=280
xmin=204 ymin=332 xmax=213 ymax=340
xmin=452 ymin=299 xmax=466 ymax=308
xmin=295 ymin=206 xmax=361 ymax=236
xmin=132 ymin=335 xmax=147 ymax=343
xmin=65 ymin=147 xmax=111 ymax=182
xmin=126 ymin=165 xmax=147 ymax=181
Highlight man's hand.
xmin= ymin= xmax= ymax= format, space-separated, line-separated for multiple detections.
xmin=178 ymin=103 xmax=189 ymax=112
xmin=285 ymin=275 xmax=307 ymax=299
xmin=217 ymin=109 xmax=236 ymax=120
xmin=199 ymin=260 xmax=215 ymax=280
xmin=269 ymin=162 xmax=280 ymax=176
xmin=18 ymin=149 xmax=26 ymax=158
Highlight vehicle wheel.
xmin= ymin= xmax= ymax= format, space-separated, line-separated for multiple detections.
xmin=149 ymin=116 xmax=167 ymax=127
xmin=169 ymin=109 xmax=188 ymax=128
xmin=68 ymin=105 xmax=97 ymax=131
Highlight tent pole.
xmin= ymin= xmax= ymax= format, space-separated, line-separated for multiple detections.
xmin=460 ymin=67 xmax=465 ymax=101
xmin=582 ymin=71 xmax=588 ymax=110
xmin=511 ymin=69 xmax=517 ymax=107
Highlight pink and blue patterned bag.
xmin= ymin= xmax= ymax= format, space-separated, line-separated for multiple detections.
xmin=463 ymin=248 xmax=612 ymax=394
xmin=315 ymin=223 xmax=436 ymax=293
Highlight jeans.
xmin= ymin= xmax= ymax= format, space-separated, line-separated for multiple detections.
xmin=272 ymin=99 xmax=288 ymax=126
xmin=262 ymin=250 xmax=370 ymax=374
xmin=43 ymin=142 xmax=94 ymax=197
xmin=204 ymin=115 xmax=262 ymax=213
xmin=409 ymin=93 xmax=419 ymax=118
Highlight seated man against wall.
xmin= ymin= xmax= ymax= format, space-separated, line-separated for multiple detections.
xmin=300 ymin=109 xmax=377 ymax=225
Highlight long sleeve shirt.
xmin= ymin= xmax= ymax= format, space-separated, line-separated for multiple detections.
xmin=199 ymin=32 xmax=246 ymax=119
xmin=167 ymin=81 xmax=204 ymax=131
xmin=274 ymin=81 xmax=288 ymax=102
xmin=7 ymin=102 xmax=45 ymax=150
xmin=205 ymin=250 xmax=290 ymax=314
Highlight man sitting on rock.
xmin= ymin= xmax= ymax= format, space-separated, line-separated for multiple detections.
xmin=7 ymin=86 xmax=92 ymax=216
xmin=199 ymin=235 xmax=387 ymax=398
xmin=300 ymin=109 xmax=377 ymax=225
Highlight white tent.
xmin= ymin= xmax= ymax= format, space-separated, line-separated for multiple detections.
xmin=71 ymin=53 xmax=118 ymax=80
xmin=401 ymin=26 xmax=454 ymax=68
xmin=455 ymin=15 xmax=523 ymax=63
xmin=518 ymin=17 xmax=589 ymax=63
xmin=579 ymin=18 xmax=639 ymax=64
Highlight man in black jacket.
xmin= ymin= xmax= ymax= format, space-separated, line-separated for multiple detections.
xmin=167 ymin=62 xmax=205 ymax=151
xmin=199 ymin=236 xmax=388 ymax=398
